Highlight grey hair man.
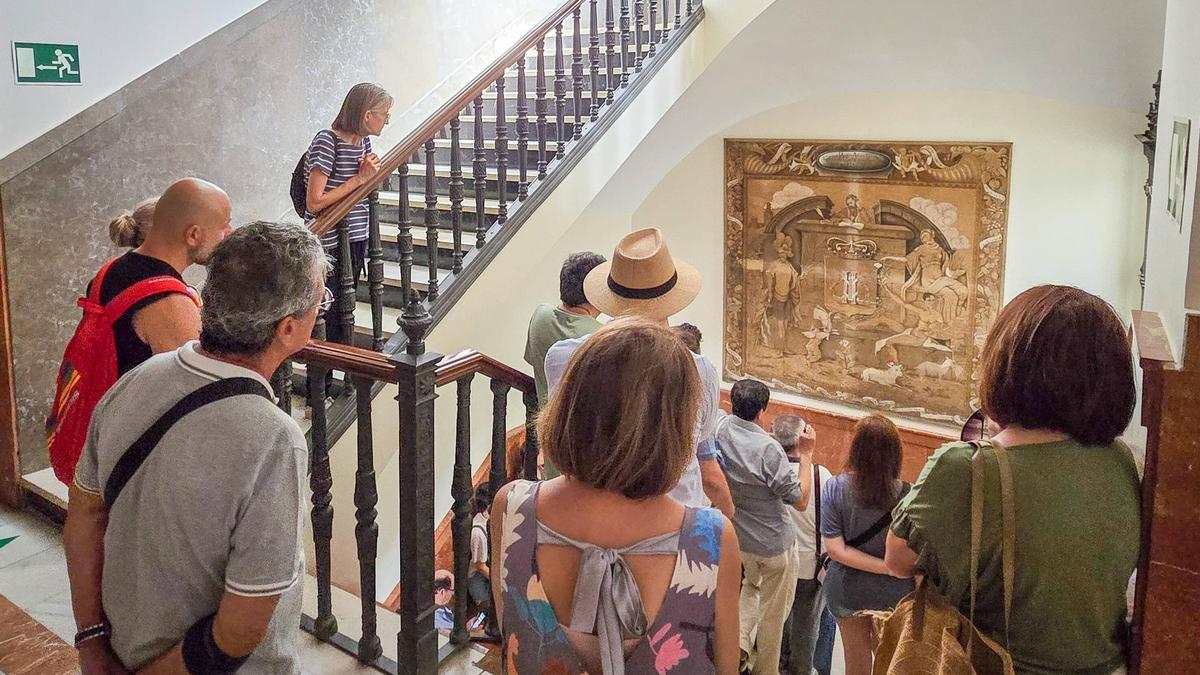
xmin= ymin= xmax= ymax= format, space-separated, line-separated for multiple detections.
xmin=774 ymin=414 xmax=833 ymax=675
xmin=65 ymin=221 xmax=330 ymax=675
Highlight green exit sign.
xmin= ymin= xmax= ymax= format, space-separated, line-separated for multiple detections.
xmin=12 ymin=42 xmax=81 ymax=85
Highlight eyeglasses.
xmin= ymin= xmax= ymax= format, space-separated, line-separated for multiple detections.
xmin=369 ymin=109 xmax=391 ymax=123
xmin=317 ymin=287 xmax=335 ymax=313
xmin=960 ymin=409 xmax=990 ymax=442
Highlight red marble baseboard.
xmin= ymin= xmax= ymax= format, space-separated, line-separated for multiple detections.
xmin=718 ymin=390 xmax=954 ymax=483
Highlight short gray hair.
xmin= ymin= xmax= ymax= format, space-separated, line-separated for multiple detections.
xmin=772 ymin=414 xmax=805 ymax=453
xmin=200 ymin=221 xmax=330 ymax=355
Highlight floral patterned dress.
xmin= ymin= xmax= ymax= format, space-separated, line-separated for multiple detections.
xmin=498 ymin=480 xmax=725 ymax=674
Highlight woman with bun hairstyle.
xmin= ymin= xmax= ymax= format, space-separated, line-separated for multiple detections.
xmin=109 ymin=198 xmax=156 ymax=248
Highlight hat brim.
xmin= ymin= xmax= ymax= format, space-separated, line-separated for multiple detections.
xmin=582 ymin=258 xmax=702 ymax=321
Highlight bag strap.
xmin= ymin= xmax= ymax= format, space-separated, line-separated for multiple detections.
xmin=846 ymin=509 xmax=892 ymax=549
xmin=967 ymin=441 xmax=1016 ymax=656
xmin=813 ymin=463 xmax=823 ymax=575
xmin=103 ymin=378 xmax=271 ymax=505
xmin=87 ymin=259 xmax=120 ymax=305
xmin=104 ymin=276 xmax=197 ymax=325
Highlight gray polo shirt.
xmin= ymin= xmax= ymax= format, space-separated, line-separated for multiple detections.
xmin=74 ymin=342 xmax=306 ymax=673
xmin=715 ymin=412 xmax=802 ymax=557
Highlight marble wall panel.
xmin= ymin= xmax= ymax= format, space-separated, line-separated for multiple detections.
xmin=1 ymin=0 xmax=377 ymax=471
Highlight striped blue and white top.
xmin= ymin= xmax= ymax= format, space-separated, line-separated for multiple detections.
xmin=304 ymin=129 xmax=373 ymax=246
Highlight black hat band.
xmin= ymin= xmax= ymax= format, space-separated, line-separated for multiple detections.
xmin=607 ymin=270 xmax=679 ymax=300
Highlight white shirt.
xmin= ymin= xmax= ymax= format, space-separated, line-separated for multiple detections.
xmin=790 ymin=461 xmax=833 ymax=580
xmin=544 ymin=334 xmax=721 ymax=509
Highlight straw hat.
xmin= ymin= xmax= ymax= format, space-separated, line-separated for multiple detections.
xmin=583 ymin=228 xmax=702 ymax=320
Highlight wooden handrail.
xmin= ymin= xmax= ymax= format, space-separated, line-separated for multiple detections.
xmin=293 ymin=340 xmax=399 ymax=382
xmin=311 ymin=0 xmax=587 ymax=237
xmin=436 ymin=348 xmax=535 ymax=395
xmin=1131 ymin=309 xmax=1177 ymax=366
xmin=291 ymin=342 xmax=534 ymax=395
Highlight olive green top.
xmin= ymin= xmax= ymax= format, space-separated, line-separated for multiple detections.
xmin=892 ymin=440 xmax=1140 ymax=675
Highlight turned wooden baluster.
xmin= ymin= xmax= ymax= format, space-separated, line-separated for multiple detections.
xmin=367 ymin=191 xmax=385 ymax=350
xmin=572 ymin=7 xmax=585 ymax=140
xmin=675 ymin=0 xmax=682 ymax=27
xmin=397 ymin=162 xmax=414 ymax=306
xmin=686 ymin=0 xmax=694 ymax=17
xmin=619 ymin=0 xmax=631 ymax=87
xmin=524 ymin=390 xmax=540 ymax=479
xmin=634 ymin=0 xmax=644 ymax=71
xmin=336 ymin=220 xmax=355 ymax=346
xmin=472 ymin=97 xmax=488 ymax=248
xmin=536 ymin=40 xmax=549 ymax=179
xmin=490 ymin=380 xmax=510 ymax=492
xmin=450 ymin=375 xmax=474 ymax=645
xmin=648 ymin=0 xmax=657 ymax=57
xmin=352 ymin=376 xmax=383 ymax=663
xmin=448 ymin=115 xmax=464 ymax=274
xmin=605 ymin=0 xmax=616 ymax=101
xmin=424 ymin=139 xmax=439 ymax=300
xmin=589 ymin=0 xmax=601 ymax=120
xmin=495 ymin=75 xmax=509 ymax=224
xmin=270 ymin=361 xmax=292 ymax=415
xmin=516 ymin=58 xmax=530 ymax=200
xmin=554 ymin=23 xmax=567 ymax=158
xmin=660 ymin=0 xmax=670 ymax=42
xmin=307 ymin=361 xmax=337 ymax=640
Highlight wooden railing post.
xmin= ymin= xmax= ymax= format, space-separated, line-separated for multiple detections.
xmin=523 ymin=389 xmax=540 ymax=480
xmin=495 ymin=75 xmax=509 ymax=225
xmin=605 ymin=0 xmax=616 ymax=101
xmin=367 ymin=190 xmax=385 ymax=350
xmin=352 ymin=375 xmax=383 ymax=663
xmin=634 ymin=0 xmax=645 ymax=72
xmin=490 ymin=380 xmax=511 ymax=490
xmin=589 ymin=0 xmax=601 ymax=120
xmin=536 ymin=40 xmax=549 ymax=179
xmin=472 ymin=97 xmax=488 ymax=248
xmin=516 ymin=59 xmax=530 ymax=201
xmin=450 ymin=374 xmax=475 ymax=645
xmin=619 ymin=0 xmax=631 ymax=87
xmin=448 ymin=115 xmax=465 ymax=274
xmin=270 ymin=361 xmax=293 ymax=416
xmin=554 ymin=22 xmax=567 ymax=158
xmin=306 ymin=360 xmax=337 ymax=640
xmin=397 ymin=162 xmax=414 ymax=305
xmin=337 ymin=220 xmax=355 ymax=346
xmin=393 ymin=296 xmax=440 ymax=674
xmin=424 ymin=139 xmax=439 ymax=300
xmin=572 ymin=7 xmax=585 ymax=140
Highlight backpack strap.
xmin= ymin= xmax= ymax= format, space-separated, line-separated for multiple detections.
xmin=103 ymin=276 xmax=197 ymax=326
xmin=103 ymin=378 xmax=271 ymax=505
xmin=87 ymin=259 xmax=120 ymax=305
xmin=846 ymin=509 xmax=893 ymax=549
xmin=813 ymin=463 xmax=823 ymax=577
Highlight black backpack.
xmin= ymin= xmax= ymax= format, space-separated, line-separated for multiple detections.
xmin=291 ymin=130 xmax=343 ymax=218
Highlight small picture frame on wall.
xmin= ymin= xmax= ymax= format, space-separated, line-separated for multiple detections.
xmin=1168 ymin=118 xmax=1191 ymax=229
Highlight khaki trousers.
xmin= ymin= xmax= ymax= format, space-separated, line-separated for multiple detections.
xmin=739 ymin=546 xmax=801 ymax=675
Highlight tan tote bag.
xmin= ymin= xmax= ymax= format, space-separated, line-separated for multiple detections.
xmin=869 ymin=442 xmax=1017 ymax=675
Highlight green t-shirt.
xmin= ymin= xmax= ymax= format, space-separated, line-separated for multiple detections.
xmin=523 ymin=303 xmax=602 ymax=404
xmin=892 ymin=440 xmax=1140 ymax=675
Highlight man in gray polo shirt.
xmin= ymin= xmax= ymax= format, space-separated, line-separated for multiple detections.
xmin=717 ymin=379 xmax=815 ymax=675
xmin=64 ymin=221 xmax=330 ymax=674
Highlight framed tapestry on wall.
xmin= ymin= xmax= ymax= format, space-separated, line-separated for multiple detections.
xmin=723 ymin=139 xmax=1011 ymax=425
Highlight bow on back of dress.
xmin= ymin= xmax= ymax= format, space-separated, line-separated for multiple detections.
xmin=537 ymin=521 xmax=682 ymax=675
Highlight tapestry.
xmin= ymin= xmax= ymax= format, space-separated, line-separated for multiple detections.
xmin=723 ymin=140 xmax=1010 ymax=425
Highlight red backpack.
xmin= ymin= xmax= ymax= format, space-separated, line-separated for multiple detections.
xmin=46 ymin=258 xmax=198 ymax=485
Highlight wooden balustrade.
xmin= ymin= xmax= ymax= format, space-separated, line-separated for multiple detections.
xmin=283 ymin=0 xmax=705 ymax=668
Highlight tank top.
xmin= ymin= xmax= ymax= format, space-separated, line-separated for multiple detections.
xmin=88 ymin=251 xmax=187 ymax=375
xmin=498 ymin=480 xmax=724 ymax=674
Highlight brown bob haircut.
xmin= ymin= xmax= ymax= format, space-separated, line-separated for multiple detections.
xmin=845 ymin=414 xmax=903 ymax=511
xmin=980 ymin=285 xmax=1135 ymax=446
xmin=332 ymin=83 xmax=393 ymax=136
xmin=538 ymin=316 xmax=700 ymax=499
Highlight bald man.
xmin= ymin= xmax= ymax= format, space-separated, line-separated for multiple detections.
xmin=89 ymin=178 xmax=232 ymax=376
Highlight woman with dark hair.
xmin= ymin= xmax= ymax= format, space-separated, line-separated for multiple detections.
xmin=886 ymin=285 xmax=1140 ymax=675
xmin=303 ymin=82 xmax=393 ymax=344
xmin=819 ymin=414 xmax=915 ymax=675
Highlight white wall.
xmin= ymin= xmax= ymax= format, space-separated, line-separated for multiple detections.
xmin=0 ymin=0 xmax=267 ymax=158
xmin=1144 ymin=0 xmax=1200 ymax=347
xmin=634 ymin=91 xmax=1148 ymax=428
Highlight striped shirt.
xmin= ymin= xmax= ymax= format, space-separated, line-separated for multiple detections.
xmin=304 ymin=129 xmax=372 ymax=245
